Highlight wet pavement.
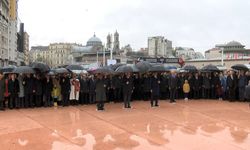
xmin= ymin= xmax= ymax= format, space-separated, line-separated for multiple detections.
xmin=0 ymin=100 xmax=249 ymax=150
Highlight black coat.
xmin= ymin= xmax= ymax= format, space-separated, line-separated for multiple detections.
xmin=193 ymin=76 xmax=202 ymax=89
xmin=151 ymin=77 xmax=160 ymax=96
xmin=60 ymin=77 xmax=70 ymax=94
xmin=238 ymin=75 xmax=247 ymax=88
xmin=0 ymin=78 xmax=5 ymax=100
xmin=8 ymin=79 xmax=19 ymax=96
xmin=89 ymin=78 xmax=96 ymax=94
xmin=143 ymin=77 xmax=151 ymax=92
xmin=227 ymin=75 xmax=237 ymax=89
xmin=113 ymin=76 xmax=122 ymax=89
xmin=23 ymin=77 xmax=35 ymax=95
xmin=160 ymin=75 xmax=168 ymax=92
xmin=35 ymin=79 xmax=43 ymax=96
xmin=168 ymin=75 xmax=178 ymax=89
xmin=203 ymin=76 xmax=211 ymax=89
xmin=95 ymin=79 xmax=106 ymax=102
xmin=122 ymin=77 xmax=134 ymax=92
xmin=244 ymin=85 xmax=250 ymax=100
xmin=43 ymin=78 xmax=53 ymax=96
xmin=80 ymin=78 xmax=89 ymax=93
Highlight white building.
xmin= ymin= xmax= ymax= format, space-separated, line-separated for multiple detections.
xmin=175 ymin=47 xmax=204 ymax=60
xmin=148 ymin=36 xmax=173 ymax=57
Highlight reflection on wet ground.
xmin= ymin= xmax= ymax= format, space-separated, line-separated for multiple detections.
xmin=0 ymin=100 xmax=249 ymax=150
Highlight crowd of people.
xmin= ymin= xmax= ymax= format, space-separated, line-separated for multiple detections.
xmin=0 ymin=69 xmax=250 ymax=111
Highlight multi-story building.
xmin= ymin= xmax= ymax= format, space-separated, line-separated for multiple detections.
xmin=23 ymin=31 xmax=29 ymax=64
xmin=174 ymin=47 xmax=204 ymax=60
xmin=0 ymin=0 xmax=9 ymax=67
xmin=205 ymin=48 xmax=221 ymax=59
xmin=148 ymin=36 xmax=173 ymax=57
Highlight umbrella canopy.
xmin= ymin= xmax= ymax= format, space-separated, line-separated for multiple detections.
xmin=231 ymin=64 xmax=249 ymax=71
xmin=149 ymin=64 xmax=166 ymax=72
xmin=0 ymin=65 xmax=16 ymax=73
xmin=72 ymin=70 xmax=88 ymax=74
xmin=183 ymin=65 xmax=197 ymax=72
xmin=136 ymin=61 xmax=152 ymax=72
xmin=109 ymin=63 xmax=125 ymax=71
xmin=164 ymin=65 xmax=177 ymax=71
xmin=66 ymin=64 xmax=84 ymax=71
xmin=130 ymin=65 xmax=140 ymax=73
xmin=201 ymin=64 xmax=219 ymax=72
xmin=48 ymin=71 xmax=56 ymax=76
xmin=53 ymin=68 xmax=70 ymax=74
xmin=13 ymin=66 xmax=35 ymax=74
xmin=91 ymin=66 xmax=114 ymax=74
xmin=30 ymin=62 xmax=50 ymax=73
xmin=115 ymin=65 xmax=133 ymax=73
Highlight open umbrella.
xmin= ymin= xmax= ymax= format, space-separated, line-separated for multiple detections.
xmin=13 ymin=66 xmax=35 ymax=74
xmin=72 ymin=70 xmax=88 ymax=74
xmin=66 ymin=64 xmax=84 ymax=71
xmin=30 ymin=62 xmax=50 ymax=73
xmin=0 ymin=65 xmax=16 ymax=73
xmin=91 ymin=66 xmax=114 ymax=74
xmin=53 ymin=68 xmax=70 ymax=74
xmin=136 ymin=61 xmax=152 ymax=72
xmin=115 ymin=65 xmax=133 ymax=73
xmin=109 ymin=63 xmax=125 ymax=71
xmin=164 ymin=65 xmax=177 ymax=71
xmin=149 ymin=64 xmax=166 ymax=72
xmin=231 ymin=64 xmax=249 ymax=71
xmin=130 ymin=65 xmax=140 ymax=73
xmin=183 ymin=65 xmax=197 ymax=72
xmin=201 ymin=64 xmax=219 ymax=72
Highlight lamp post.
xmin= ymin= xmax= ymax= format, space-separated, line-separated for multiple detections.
xmin=221 ymin=47 xmax=224 ymax=66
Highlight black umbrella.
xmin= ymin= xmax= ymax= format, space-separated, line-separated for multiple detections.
xmin=115 ymin=65 xmax=133 ymax=73
xmin=30 ymin=62 xmax=50 ymax=73
xmin=231 ymin=64 xmax=249 ymax=71
xmin=201 ymin=64 xmax=219 ymax=72
xmin=0 ymin=65 xmax=16 ymax=73
xmin=66 ymin=64 xmax=84 ymax=71
xmin=183 ymin=65 xmax=197 ymax=72
xmin=130 ymin=65 xmax=140 ymax=73
xmin=149 ymin=64 xmax=166 ymax=72
xmin=136 ymin=61 xmax=152 ymax=72
xmin=13 ymin=66 xmax=35 ymax=74
xmin=54 ymin=68 xmax=70 ymax=74
xmin=91 ymin=66 xmax=114 ymax=74
xmin=109 ymin=63 xmax=125 ymax=71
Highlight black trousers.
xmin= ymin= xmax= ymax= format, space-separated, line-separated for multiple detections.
xmin=114 ymin=88 xmax=122 ymax=102
xmin=25 ymin=94 xmax=34 ymax=108
xmin=97 ymin=101 xmax=104 ymax=110
xmin=228 ymin=88 xmax=235 ymax=101
xmin=19 ymin=97 xmax=25 ymax=108
xmin=143 ymin=91 xmax=151 ymax=101
xmin=44 ymin=94 xmax=52 ymax=107
xmin=80 ymin=92 xmax=89 ymax=104
xmin=193 ymin=89 xmax=199 ymax=99
xmin=0 ymin=100 xmax=4 ymax=110
xmin=204 ymin=89 xmax=210 ymax=99
xmin=123 ymin=90 xmax=132 ymax=108
xmin=238 ymin=87 xmax=245 ymax=101
xmin=169 ymin=88 xmax=176 ymax=102
xmin=9 ymin=95 xmax=18 ymax=109
xmin=61 ymin=93 xmax=69 ymax=106
xmin=35 ymin=95 xmax=43 ymax=107
xmin=89 ymin=93 xmax=95 ymax=104
xmin=151 ymin=94 xmax=159 ymax=106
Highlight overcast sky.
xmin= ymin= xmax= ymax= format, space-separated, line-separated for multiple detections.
xmin=19 ymin=0 xmax=250 ymax=53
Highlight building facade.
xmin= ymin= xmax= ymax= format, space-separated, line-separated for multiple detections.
xmin=205 ymin=48 xmax=221 ymax=59
xmin=175 ymin=47 xmax=204 ymax=60
xmin=0 ymin=0 xmax=9 ymax=67
xmin=148 ymin=36 xmax=173 ymax=57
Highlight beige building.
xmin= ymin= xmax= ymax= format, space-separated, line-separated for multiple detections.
xmin=148 ymin=36 xmax=173 ymax=57
xmin=30 ymin=43 xmax=79 ymax=68
xmin=205 ymin=48 xmax=221 ymax=59
xmin=23 ymin=32 xmax=29 ymax=64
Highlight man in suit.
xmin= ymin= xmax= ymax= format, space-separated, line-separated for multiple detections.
xmin=23 ymin=74 xmax=35 ymax=108
xmin=95 ymin=74 xmax=106 ymax=111
xmin=79 ymin=74 xmax=89 ymax=104
xmin=193 ymin=73 xmax=201 ymax=99
xmin=60 ymin=73 xmax=71 ymax=106
xmin=122 ymin=73 xmax=134 ymax=108
xmin=169 ymin=70 xmax=178 ymax=103
xmin=238 ymin=70 xmax=248 ymax=101
xmin=150 ymin=73 xmax=160 ymax=107
xmin=227 ymin=70 xmax=237 ymax=101
xmin=89 ymin=75 xmax=96 ymax=104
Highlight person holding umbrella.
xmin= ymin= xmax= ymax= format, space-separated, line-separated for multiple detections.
xmin=168 ymin=70 xmax=178 ymax=103
xmin=95 ymin=74 xmax=107 ymax=111
xmin=150 ymin=73 xmax=160 ymax=107
xmin=8 ymin=74 xmax=19 ymax=109
xmin=0 ymin=71 xmax=5 ymax=111
xmin=122 ymin=73 xmax=134 ymax=108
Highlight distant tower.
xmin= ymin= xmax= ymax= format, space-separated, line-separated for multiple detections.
xmin=106 ymin=33 xmax=112 ymax=49
xmin=113 ymin=30 xmax=120 ymax=51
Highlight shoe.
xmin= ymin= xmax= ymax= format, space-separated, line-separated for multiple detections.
xmin=155 ymin=104 xmax=159 ymax=107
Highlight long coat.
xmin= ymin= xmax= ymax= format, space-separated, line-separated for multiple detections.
xmin=244 ymin=85 xmax=250 ymax=100
xmin=150 ymin=77 xmax=160 ymax=96
xmin=80 ymin=78 xmax=89 ymax=93
xmin=43 ymin=78 xmax=53 ymax=96
xmin=70 ymin=79 xmax=80 ymax=101
xmin=89 ymin=78 xmax=96 ymax=94
xmin=95 ymin=79 xmax=106 ymax=102
xmin=35 ymin=79 xmax=43 ymax=96
xmin=0 ymin=78 xmax=5 ymax=101
xmin=168 ymin=75 xmax=178 ymax=89
xmin=122 ymin=77 xmax=134 ymax=93
xmin=18 ymin=76 xmax=24 ymax=98
xmin=8 ymin=79 xmax=20 ymax=97
xmin=23 ymin=77 xmax=35 ymax=95
xmin=60 ymin=77 xmax=70 ymax=95
xmin=143 ymin=77 xmax=151 ymax=92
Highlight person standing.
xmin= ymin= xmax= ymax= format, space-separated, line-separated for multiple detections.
xmin=23 ymin=74 xmax=36 ymax=108
xmin=34 ymin=75 xmax=43 ymax=107
xmin=122 ymin=73 xmax=134 ymax=108
xmin=244 ymin=80 xmax=250 ymax=102
xmin=227 ymin=70 xmax=237 ymax=101
xmin=220 ymin=72 xmax=227 ymax=100
xmin=60 ymin=73 xmax=70 ymax=106
xmin=8 ymin=74 xmax=19 ymax=109
xmin=150 ymin=73 xmax=160 ymax=107
xmin=203 ymin=73 xmax=211 ymax=99
xmin=69 ymin=75 xmax=80 ymax=105
xmin=183 ymin=80 xmax=190 ymax=101
xmin=95 ymin=74 xmax=106 ymax=111
xmin=43 ymin=75 xmax=53 ymax=107
xmin=79 ymin=74 xmax=89 ymax=104
xmin=0 ymin=71 xmax=5 ymax=111
xmin=193 ymin=73 xmax=201 ymax=99
xmin=17 ymin=74 xmax=25 ymax=108
xmin=89 ymin=75 xmax=96 ymax=104
xmin=238 ymin=70 xmax=248 ymax=101
xmin=113 ymin=75 xmax=122 ymax=102
xmin=169 ymin=70 xmax=178 ymax=103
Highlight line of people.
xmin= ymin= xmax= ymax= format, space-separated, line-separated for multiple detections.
xmin=0 ymin=69 xmax=250 ymax=111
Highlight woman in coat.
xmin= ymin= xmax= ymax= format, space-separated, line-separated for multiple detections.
xmin=95 ymin=74 xmax=106 ymax=111
xmin=17 ymin=74 xmax=25 ymax=108
xmin=70 ymin=75 xmax=80 ymax=105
